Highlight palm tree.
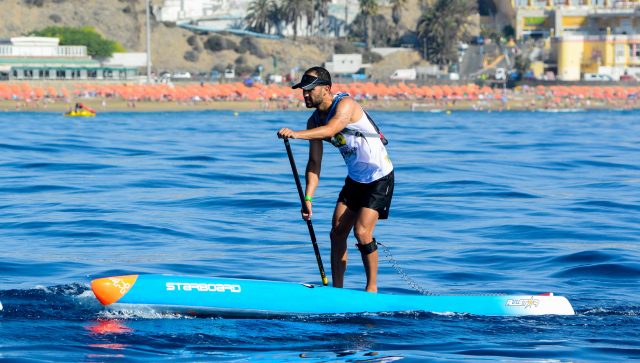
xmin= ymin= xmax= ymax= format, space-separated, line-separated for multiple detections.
xmin=305 ymin=1 xmax=316 ymax=36
xmin=359 ymin=0 xmax=379 ymax=49
xmin=269 ymin=2 xmax=285 ymax=36
xmin=245 ymin=0 xmax=276 ymax=34
xmin=318 ymin=0 xmax=330 ymax=37
xmin=307 ymin=0 xmax=327 ymax=37
xmin=389 ymin=0 xmax=407 ymax=28
xmin=280 ymin=0 xmax=312 ymax=40
xmin=416 ymin=0 xmax=477 ymax=65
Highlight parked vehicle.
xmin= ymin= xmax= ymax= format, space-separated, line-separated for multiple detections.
xmin=583 ymin=73 xmax=612 ymax=81
xmin=620 ymin=74 xmax=637 ymax=82
xmin=390 ymin=68 xmax=416 ymax=81
xmin=495 ymin=68 xmax=506 ymax=81
xmin=209 ymin=70 xmax=221 ymax=81
xmin=471 ymin=35 xmax=485 ymax=45
xmin=159 ymin=72 xmax=171 ymax=82
xmin=268 ymin=74 xmax=283 ymax=83
xmin=172 ymin=71 xmax=192 ymax=79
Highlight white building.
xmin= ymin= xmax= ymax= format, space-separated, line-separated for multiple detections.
xmin=155 ymin=0 xmax=249 ymax=22
xmin=0 ymin=37 xmax=139 ymax=81
xmin=155 ymin=0 xmax=361 ymax=37
xmin=325 ymin=53 xmax=367 ymax=75
xmin=0 ymin=37 xmax=85 ymax=57
xmin=103 ymin=53 xmax=148 ymax=68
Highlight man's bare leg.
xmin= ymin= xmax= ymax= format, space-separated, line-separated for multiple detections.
xmin=354 ymin=208 xmax=380 ymax=292
xmin=330 ymin=202 xmax=356 ymax=288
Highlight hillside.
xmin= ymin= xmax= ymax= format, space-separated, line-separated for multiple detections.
xmin=0 ymin=0 xmax=434 ymax=77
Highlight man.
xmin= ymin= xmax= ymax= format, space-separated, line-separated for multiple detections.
xmin=277 ymin=66 xmax=394 ymax=292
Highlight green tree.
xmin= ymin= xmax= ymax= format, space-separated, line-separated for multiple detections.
xmin=350 ymin=13 xmax=393 ymax=49
xmin=358 ymin=0 xmax=379 ymax=50
xmin=280 ymin=0 xmax=312 ymax=40
xmin=480 ymin=25 xmax=500 ymax=44
xmin=246 ymin=0 xmax=277 ymax=34
xmin=416 ymin=0 xmax=477 ymax=65
xmin=515 ymin=54 xmax=531 ymax=78
xmin=318 ymin=0 xmax=330 ymax=37
xmin=389 ymin=0 xmax=407 ymax=28
xmin=502 ymin=25 xmax=515 ymax=40
xmin=268 ymin=2 xmax=285 ymax=36
xmin=305 ymin=0 xmax=316 ymax=36
xmin=31 ymin=26 xmax=124 ymax=57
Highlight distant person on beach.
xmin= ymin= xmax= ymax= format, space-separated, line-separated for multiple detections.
xmin=277 ymin=66 xmax=394 ymax=293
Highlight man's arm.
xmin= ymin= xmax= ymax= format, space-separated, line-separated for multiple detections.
xmin=303 ymin=118 xmax=323 ymax=220
xmin=278 ymin=97 xmax=360 ymax=140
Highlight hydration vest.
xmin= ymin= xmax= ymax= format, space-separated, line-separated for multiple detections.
xmin=312 ymin=93 xmax=388 ymax=146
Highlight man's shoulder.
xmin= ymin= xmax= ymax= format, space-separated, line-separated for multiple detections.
xmin=334 ymin=95 xmax=363 ymax=119
xmin=335 ymin=95 xmax=359 ymax=109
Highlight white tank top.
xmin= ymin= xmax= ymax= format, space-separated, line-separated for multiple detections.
xmin=329 ymin=105 xmax=393 ymax=183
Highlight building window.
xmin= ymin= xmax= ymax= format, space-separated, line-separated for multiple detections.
xmin=517 ymin=0 xmax=548 ymax=7
xmin=615 ymin=44 xmax=626 ymax=64
xmin=56 ymin=70 xmax=65 ymax=79
xmin=631 ymin=44 xmax=640 ymax=59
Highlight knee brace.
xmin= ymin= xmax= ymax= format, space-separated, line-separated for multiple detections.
xmin=356 ymin=238 xmax=378 ymax=256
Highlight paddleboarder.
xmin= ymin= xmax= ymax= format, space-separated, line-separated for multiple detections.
xmin=278 ymin=66 xmax=394 ymax=292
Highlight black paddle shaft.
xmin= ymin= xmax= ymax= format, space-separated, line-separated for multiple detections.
xmin=283 ymin=138 xmax=328 ymax=286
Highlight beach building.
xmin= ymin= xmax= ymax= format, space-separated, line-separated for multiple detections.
xmin=557 ymin=31 xmax=640 ymax=81
xmin=155 ymin=0 xmax=241 ymax=22
xmin=510 ymin=0 xmax=640 ymax=80
xmin=154 ymin=0 xmax=359 ymax=38
xmin=325 ymin=54 xmax=366 ymax=75
xmin=0 ymin=37 xmax=140 ymax=81
xmin=513 ymin=0 xmax=639 ymax=39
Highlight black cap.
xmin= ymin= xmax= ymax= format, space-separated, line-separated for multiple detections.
xmin=292 ymin=66 xmax=332 ymax=90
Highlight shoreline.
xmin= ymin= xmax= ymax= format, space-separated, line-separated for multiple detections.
xmin=2 ymin=81 xmax=639 ymax=113
xmin=2 ymin=98 xmax=638 ymax=113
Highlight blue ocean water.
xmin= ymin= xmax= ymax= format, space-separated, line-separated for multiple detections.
xmin=0 ymin=109 xmax=639 ymax=362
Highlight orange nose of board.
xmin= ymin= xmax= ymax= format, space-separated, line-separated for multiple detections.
xmin=91 ymin=275 xmax=138 ymax=305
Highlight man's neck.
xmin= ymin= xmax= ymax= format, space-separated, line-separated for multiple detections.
xmin=317 ymin=93 xmax=335 ymax=113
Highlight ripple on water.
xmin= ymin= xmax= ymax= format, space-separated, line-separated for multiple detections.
xmin=0 ymin=110 xmax=639 ymax=362
xmin=553 ymin=263 xmax=640 ymax=280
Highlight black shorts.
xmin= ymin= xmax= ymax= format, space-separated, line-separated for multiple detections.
xmin=337 ymin=171 xmax=394 ymax=219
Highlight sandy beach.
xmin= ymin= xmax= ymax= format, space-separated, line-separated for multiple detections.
xmin=2 ymin=96 xmax=637 ymax=113
xmin=1 ymin=81 xmax=639 ymax=113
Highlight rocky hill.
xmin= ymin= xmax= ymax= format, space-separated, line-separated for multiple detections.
xmin=1 ymin=0 xmax=435 ymax=78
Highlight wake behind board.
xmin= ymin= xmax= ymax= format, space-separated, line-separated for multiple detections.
xmin=91 ymin=274 xmax=575 ymax=316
